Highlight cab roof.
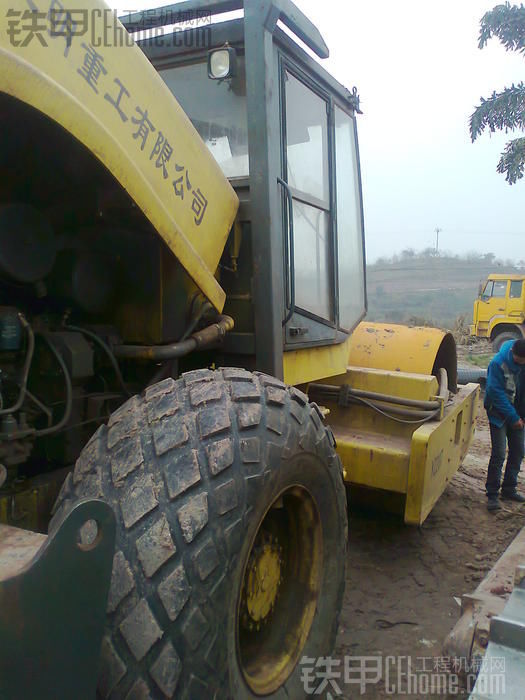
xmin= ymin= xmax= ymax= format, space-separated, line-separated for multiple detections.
xmin=488 ymin=273 xmax=525 ymax=280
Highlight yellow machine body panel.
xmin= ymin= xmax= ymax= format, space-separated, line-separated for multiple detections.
xmin=283 ymin=337 xmax=353 ymax=386
xmin=299 ymin=323 xmax=479 ymax=525
xmin=284 ymin=321 xmax=457 ymax=388
xmin=347 ymin=322 xmax=456 ymax=378
xmin=0 ymin=0 xmax=239 ymax=311
xmin=406 ymin=383 xmax=479 ymax=524
xmin=320 ymin=367 xmax=480 ymax=525
xmin=470 ymin=274 xmax=525 ymax=339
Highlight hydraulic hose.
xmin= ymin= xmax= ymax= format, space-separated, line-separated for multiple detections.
xmin=0 ymin=333 xmax=73 ymax=440
xmin=348 ymin=396 xmax=440 ymax=425
xmin=34 ymin=333 xmax=73 ymax=437
xmin=0 ymin=315 xmax=34 ymax=416
xmin=180 ymin=301 xmax=214 ymax=342
xmin=309 ymin=368 xmax=450 ymax=426
xmin=113 ymin=315 xmax=234 ymax=361
xmin=337 ymin=386 xmax=442 ymax=412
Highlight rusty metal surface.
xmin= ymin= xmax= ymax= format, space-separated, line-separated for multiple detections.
xmin=0 ymin=524 xmax=46 ymax=581
xmin=444 ymin=526 xmax=525 ymax=671
xmin=0 ymin=499 xmax=115 ymax=700
xmin=0 ymin=467 xmax=69 ymax=532
xmin=348 ymin=322 xmax=458 ymax=392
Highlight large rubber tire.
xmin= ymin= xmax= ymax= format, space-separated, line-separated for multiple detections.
xmin=51 ymin=368 xmax=347 ymax=699
xmin=492 ymin=330 xmax=521 ymax=353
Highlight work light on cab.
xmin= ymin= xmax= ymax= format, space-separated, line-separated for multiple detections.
xmin=208 ymin=44 xmax=237 ymax=79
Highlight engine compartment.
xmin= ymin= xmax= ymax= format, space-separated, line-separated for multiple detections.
xmin=0 ymin=93 xmax=210 ymax=526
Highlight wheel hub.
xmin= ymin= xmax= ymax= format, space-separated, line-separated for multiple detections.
xmin=237 ymin=485 xmax=324 ymax=696
xmin=241 ymin=533 xmax=282 ymax=631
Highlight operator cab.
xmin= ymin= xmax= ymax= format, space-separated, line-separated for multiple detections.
xmin=128 ymin=1 xmax=366 ymax=376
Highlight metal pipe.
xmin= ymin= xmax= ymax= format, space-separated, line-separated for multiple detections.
xmin=345 ymin=396 xmax=437 ymax=420
xmin=144 ymin=301 xmax=215 ymax=384
xmin=437 ymin=367 xmax=449 ymax=401
xmin=308 ymin=380 xmax=446 ymax=424
xmin=34 ymin=334 xmax=73 ymax=437
xmin=0 ymin=333 xmax=73 ymax=440
xmin=113 ymin=315 xmax=234 ymax=361
xmin=309 ymin=383 xmax=441 ymax=411
xmin=346 ymin=387 xmax=441 ymax=411
xmin=0 ymin=315 xmax=34 ymax=416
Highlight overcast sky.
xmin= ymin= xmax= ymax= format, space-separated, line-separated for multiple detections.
xmin=115 ymin=0 xmax=524 ymax=262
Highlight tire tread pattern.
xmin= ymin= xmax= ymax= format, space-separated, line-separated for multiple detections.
xmin=51 ymin=369 xmax=347 ymax=699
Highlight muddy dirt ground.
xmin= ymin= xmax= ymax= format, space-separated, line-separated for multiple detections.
xmin=333 ymin=403 xmax=525 ymax=699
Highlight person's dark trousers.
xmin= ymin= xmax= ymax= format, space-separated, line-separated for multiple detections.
xmin=486 ymin=421 xmax=525 ymax=497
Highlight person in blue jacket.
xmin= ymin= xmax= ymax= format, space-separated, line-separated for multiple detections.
xmin=484 ymin=338 xmax=525 ymax=510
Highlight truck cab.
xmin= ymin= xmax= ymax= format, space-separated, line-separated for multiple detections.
xmin=471 ymin=274 xmax=525 ymax=351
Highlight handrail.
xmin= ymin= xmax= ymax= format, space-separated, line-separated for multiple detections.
xmin=278 ymin=177 xmax=296 ymax=327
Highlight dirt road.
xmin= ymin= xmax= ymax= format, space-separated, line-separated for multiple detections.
xmin=331 ymin=410 xmax=525 ymax=699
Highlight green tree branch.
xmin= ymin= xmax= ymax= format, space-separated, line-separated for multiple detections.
xmin=479 ymin=2 xmax=525 ymax=52
xmin=471 ymin=3 xmax=525 ymax=183
xmin=497 ymin=136 xmax=525 ymax=182
xmin=470 ymin=83 xmax=525 ymax=139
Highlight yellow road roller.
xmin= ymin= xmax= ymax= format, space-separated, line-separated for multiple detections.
xmin=0 ymin=2 xmax=479 ymax=698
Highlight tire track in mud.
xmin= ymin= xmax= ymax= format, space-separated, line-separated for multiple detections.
xmin=335 ymin=410 xmax=525 ymax=699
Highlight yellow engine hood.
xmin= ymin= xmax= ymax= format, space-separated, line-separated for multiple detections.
xmin=0 ymin=0 xmax=239 ymax=310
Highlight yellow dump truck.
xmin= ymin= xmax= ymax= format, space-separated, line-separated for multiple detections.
xmin=0 ymin=2 xmax=479 ymax=698
xmin=471 ymin=273 xmax=525 ymax=351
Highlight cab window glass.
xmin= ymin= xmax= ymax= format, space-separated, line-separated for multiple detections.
xmin=334 ymin=106 xmax=365 ymax=331
xmin=285 ymin=73 xmax=329 ymax=204
xmin=510 ymin=280 xmax=523 ymax=299
xmin=159 ymin=59 xmax=249 ymax=179
xmin=284 ymin=71 xmax=332 ymax=321
xmin=482 ymin=281 xmax=493 ymax=299
xmin=493 ymin=281 xmax=508 ymax=298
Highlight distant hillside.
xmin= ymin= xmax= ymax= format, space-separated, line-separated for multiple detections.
xmin=366 ymin=251 xmax=521 ymax=329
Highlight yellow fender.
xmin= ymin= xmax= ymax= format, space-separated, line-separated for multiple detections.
xmin=348 ymin=322 xmax=457 ymax=391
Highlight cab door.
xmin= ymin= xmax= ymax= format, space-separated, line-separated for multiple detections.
xmin=281 ymin=66 xmax=336 ymax=345
xmin=480 ymin=279 xmax=508 ymax=323
xmin=506 ymin=279 xmax=524 ymax=319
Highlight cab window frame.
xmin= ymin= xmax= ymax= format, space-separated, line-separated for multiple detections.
xmin=332 ymin=99 xmax=366 ymax=333
xmin=482 ymin=281 xmax=494 ymax=300
xmin=510 ymin=280 xmax=523 ymax=299
xmin=279 ymin=56 xmax=337 ymax=330
xmin=493 ymin=280 xmax=508 ymax=298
